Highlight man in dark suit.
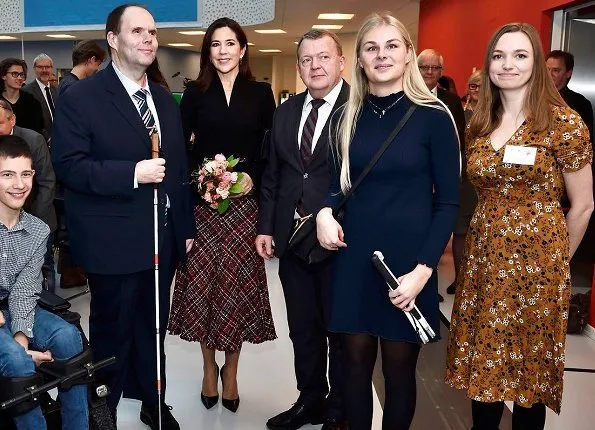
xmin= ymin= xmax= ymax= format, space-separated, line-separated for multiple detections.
xmin=418 ymin=49 xmax=466 ymax=300
xmin=22 ymin=54 xmax=57 ymax=143
xmin=257 ymin=30 xmax=349 ymax=430
xmin=0 ymin=99 xmax=57 ymax=291
xmin=51 ymin=5 xmax=194 ymax=430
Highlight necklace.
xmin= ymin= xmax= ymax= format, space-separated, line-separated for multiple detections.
xmin=368 ymin=94 xmax=405 ymax=118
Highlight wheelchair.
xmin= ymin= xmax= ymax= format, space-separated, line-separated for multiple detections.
xmin=0 ymin=290 xmax=116 ymax=430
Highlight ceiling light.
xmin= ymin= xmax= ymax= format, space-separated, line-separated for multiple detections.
xmin=318 ymin=13 xmax=354 ymax=20
xmin=247 ymin=42 xmax=255 ymax=46
xmin=573 ymin=18 xmax=595 ymax=24
xmin=178 ymin=30 xmax=205 ymax=35
xmin=255 ymin=29 xmax=286 ymax=34
xmin=0 ymin=35 xmax=17 ymax=40
xmin=46 ymin=34 xmax=76 ymax=39
xmin=312 ymin=24 xmax=343 ymax=30
xmin=168 ymin=43 xmax=193 ymax=47
xmin=259 ymin=49 xmax=282 ymax=53
xmin=294 ymin=41 xmax=299 ymax=45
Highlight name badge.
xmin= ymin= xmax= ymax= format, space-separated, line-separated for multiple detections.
xmin=502 ymin=145 xmax=537 ymax=165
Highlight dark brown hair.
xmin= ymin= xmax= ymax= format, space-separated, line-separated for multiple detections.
xmin=0 ymin=58 xmax=28 ymax=93
xmin=195 ymin=17 xmax=253 ymax=92
xmin=469 ymin=23 xmax=567 ymax=140
xmin=546 ymin=50 xmax=574 ymax=71
xmin=0 ymin=135 xmax=33 ymax=162
xmin=146 ymin=58 xmax=170 ymax=91
xmin=105 ymin=3 xmax=148 ymax=58
xmin=72 ymin=40 xmax=106 ymax=66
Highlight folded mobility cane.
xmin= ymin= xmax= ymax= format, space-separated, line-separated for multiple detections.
xmin=371 ymin=251 xmax=437 ymax=344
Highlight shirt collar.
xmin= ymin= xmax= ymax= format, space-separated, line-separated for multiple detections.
xmin=0 ymin=210 xmax=28 ymax=232
xmin=112 ymin=61 xmax=151 ymax=98
xmin=430 ymin=86 xmax=438 ymax=96
xmin=304 ymin=79 xmax=344 ymax=110
xmin=36 ymin=78 xmax=49 ymax=92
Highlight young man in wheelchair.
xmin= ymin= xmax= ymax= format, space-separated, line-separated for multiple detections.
xmin=0 ymin=135 xmax=88 ymax=429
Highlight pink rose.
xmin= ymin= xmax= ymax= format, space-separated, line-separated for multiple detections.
xmin=214 ymin=154 xmax=226 ymax=162
xmin=219 ymin=180 xmax=231 ymax=190
xmin=230 ymin=172 xmax=238 ymax=182
xmin=223 ymin=171 xmax=233 ymax=182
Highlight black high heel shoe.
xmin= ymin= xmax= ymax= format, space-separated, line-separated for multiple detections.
xmin=200 ymin=364 xmax=219 ymax=410
xmin=220 ymin=365 xmax=240 ymax=413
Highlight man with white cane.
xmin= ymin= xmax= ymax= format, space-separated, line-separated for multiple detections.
xmin=51 ymin=4 xmax=195 ymax=429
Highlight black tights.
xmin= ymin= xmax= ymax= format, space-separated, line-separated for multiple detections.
xmin=472 ymin=400 xmax=546 ymax=430
xmin=342 ymin=333 xmax=420 ymax=430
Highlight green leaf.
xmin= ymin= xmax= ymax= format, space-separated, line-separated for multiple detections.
xmin=229 ymin=183 xmax=244 ymax=194
xmin=217 ymin=198 xmax=230 ymax=214
xmin=228 ymin=158 xmax=239 ymax=168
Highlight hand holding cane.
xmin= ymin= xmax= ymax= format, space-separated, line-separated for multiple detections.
xmin=150 ymin=127 xmax=163 ymax=429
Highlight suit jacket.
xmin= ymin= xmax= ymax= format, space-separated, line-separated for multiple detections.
xmin=51 ymin=63 xmax=195 ymax=275
xmin=437 ymin=87 xmax=466 ymax=150
xmin=23 ymin=80 xmax=56 ymax=142
xmin=13 ymin=126 xmax=57 ymax=231
xmin=258 ymin=81 xmax=350 ymax=257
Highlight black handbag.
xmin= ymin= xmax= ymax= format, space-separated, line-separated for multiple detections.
xmin=287 ymin=105 xmax=417 ymax=264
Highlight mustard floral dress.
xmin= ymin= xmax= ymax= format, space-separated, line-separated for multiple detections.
xmin=445 ymin=106 xmax=592 ymax=413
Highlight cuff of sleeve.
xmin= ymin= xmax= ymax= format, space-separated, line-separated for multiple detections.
xmin=12 ymin=319 xmax=34 ymax=339
xmin=134 ymin=166 xmax=139 ymax=189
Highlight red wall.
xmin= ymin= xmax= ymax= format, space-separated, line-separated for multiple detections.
xmin=417 ymin=0 xmax=584 ymax=94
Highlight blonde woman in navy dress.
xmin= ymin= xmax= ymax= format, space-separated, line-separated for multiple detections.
xmin=316 ymin=12 xmax=460 ymax=430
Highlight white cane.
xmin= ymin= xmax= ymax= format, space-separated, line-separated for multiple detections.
xmin=150 ymin=129 xmax=163 ymax=430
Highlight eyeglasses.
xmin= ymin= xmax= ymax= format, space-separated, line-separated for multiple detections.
xmin=419 ymin=65 xmax=442 ymax=72
xmin=7 ymin=71 xmax=26 ymax=79
xmin=468 ymin=84 xmax=480 ymax=90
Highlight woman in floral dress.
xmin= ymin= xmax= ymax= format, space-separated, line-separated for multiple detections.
xmin=445 ymin=23 xmax=593 ymax=429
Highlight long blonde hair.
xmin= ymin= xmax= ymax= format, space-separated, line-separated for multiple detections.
xmin=336 ymin=12 xmax=450 ymax=193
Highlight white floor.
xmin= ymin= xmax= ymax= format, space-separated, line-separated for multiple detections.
xmin=60 ymin=249 xmax=595 ymax=429
xmin=437 ymin=252 xmax=595 ymax=430
xmin=63 ymin=259 xmax=383 ymax=430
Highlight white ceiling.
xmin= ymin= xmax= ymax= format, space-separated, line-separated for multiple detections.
xmin=5 ymin=0 xmax=421 ymax=57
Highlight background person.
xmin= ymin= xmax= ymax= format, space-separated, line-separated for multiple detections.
xmin=445 ymin=23 xmax=593 ymax=429
xmin=23 ymin=54 xmax=57 ymax=142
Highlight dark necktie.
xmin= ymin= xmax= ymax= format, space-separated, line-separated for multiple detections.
xmin=132 ymin=89 xmax=156 ymax=133
xmin=300 ymin=98 xmax=325 ymax=169
xmin=45 ymin=86 xmax=55 ymax=115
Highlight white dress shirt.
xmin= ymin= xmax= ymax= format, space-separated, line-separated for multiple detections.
xmin=112 ymin=62 xmax=163 ymax=193
xmin=297 ymin=80 xmax=344 ymax=151
xmin=35 ymin=78 xmax=55 ymax=120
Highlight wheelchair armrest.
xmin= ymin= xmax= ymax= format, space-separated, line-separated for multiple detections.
xmin=37 ymin=290 xmax=71 ymax=312
xmin=0 ymin=374 xmax=44 ymax=415
xmin=39 ymin=348 xmax=94 ymax=391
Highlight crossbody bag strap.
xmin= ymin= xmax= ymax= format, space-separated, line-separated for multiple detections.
xmin=334 ymin=104 xmax=417 ymax=211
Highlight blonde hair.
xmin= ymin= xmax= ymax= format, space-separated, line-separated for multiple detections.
xmin=335 ymin=12 xmax=455 ymax=193
xmin=467 ymin=69 xmax=482 ymax=85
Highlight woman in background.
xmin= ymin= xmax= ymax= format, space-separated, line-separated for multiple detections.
xmin=445 ymin=23 xmax=593 ymax=429
xmin=316 ymin=12 xmax=460 ymax=429
xmin=168 ymin=17 xmax=276 ymax=413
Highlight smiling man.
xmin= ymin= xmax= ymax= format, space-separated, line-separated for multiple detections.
xmin=22 ymin=54 xmax=57 ymax=142
xmin=50 ymin=4 xmax=194 ymax=429
xmin=257 ymin=29 xmax=349 ymax=430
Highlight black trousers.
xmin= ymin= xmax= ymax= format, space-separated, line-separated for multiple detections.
xmin=87 ymin=223 xmax=178 ymax=411
xmin=278 ymin=251 xmax=344 ymax=419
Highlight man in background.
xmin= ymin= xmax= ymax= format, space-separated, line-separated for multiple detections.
xmin=58 ymin=40 xmax=106 ymax=96
xmin=23 ymin=54 xmax=57 ymax=142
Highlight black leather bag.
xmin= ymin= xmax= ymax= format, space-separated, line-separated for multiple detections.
xmin=287 ymin=105 xmax=417 ymax=264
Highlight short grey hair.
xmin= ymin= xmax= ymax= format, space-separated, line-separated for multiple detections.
xmin=0 ymin=98 xmax=15 ymax=118
xmin=33 ymin=53 xmax=53 ymax=66
xmin=418 ymin=49 xmax=443 ymax=67
xmin=296 ymin=30 xmax=343 ymax=59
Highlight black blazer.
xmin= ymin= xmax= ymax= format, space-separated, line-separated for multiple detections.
xmin=23 ymin=80 xmax=57 ymax=142
xmin=258 ymin=81 xmax=350 ymax=257
xmin=51 ymin=63 xmax=195 ymax=275
xmin=437 ymin=87 xmax=466 ymax=150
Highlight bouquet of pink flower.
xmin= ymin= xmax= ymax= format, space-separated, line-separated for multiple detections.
xmin=195 ymin=154 xmax=245 ymax=214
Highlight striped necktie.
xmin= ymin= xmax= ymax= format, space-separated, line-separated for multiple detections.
xmin=132 ymin=89 xmax=155 ymax=134
xmin=300 ymin=98 xmax=325 ymax=169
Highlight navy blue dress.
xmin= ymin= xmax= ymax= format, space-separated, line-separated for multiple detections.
xmin=326 ymin=92 xmax=460 ymax=343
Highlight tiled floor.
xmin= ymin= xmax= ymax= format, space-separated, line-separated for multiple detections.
xmin=57 ymin=247 xmax=594 ymax=429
